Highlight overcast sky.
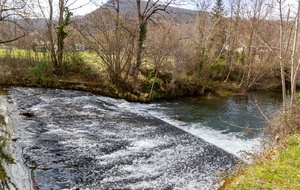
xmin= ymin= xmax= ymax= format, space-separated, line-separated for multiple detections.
xmin=70 ymin=0 xmax=299 ymax=16
xmin=32 ymin=0 xmax=108 ymax=16
xmin=71 ymin=0 xmax=107 ymax=15
xmin=33 ymin=0 xmax=299 ymax=17
xmin=69 ymin=0 xmax=197 ymax=15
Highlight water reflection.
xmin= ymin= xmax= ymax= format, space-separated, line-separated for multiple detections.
xmin=151 ymin=91 xmax=282 ymax=138
xmin=140 ymin=91 xmax=282 ymax=156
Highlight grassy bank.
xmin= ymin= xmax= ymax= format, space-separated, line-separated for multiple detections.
xmin=0 ymin=54 xmax=246 ymax=102
xmin=0 ymin=47 xmax=283 ymax=102
xmin=0 ymin=56 xmax=153 ymax=102
xmin=219 ymin=105 xmax=300 ymax=189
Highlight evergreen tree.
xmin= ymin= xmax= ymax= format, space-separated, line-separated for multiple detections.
xmin=211 ymin=0 xmax=225 ymax=19
xmin=209 ymin=0 xmax=227 ymax=58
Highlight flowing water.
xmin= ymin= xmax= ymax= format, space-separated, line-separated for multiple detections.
xmin=0 ymin=87 xmax=32 ymax=189
xmin=130 ymin=91 xmax=282 ymax=157
xmin=0 ymin=87 xmax=281 ymax=189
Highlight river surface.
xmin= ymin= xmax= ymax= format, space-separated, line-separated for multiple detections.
xmin=0 ymin=87 xmax=281 ymax=189
xmin=132 ymin=91 xmax=282 ymax=157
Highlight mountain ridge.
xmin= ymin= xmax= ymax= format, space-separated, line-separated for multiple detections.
xmin=87 ymin=0 xmax=198 ymax=24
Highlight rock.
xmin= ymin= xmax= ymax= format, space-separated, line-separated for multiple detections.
xmin=20 ymin=111 xmax=35 ymax=117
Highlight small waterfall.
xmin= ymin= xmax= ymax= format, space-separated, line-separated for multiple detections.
xmin=9 ymin=87 xmax=237 ymax=189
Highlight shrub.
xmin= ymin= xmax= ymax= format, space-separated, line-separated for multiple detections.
xmin=236 ymin=51 xmax=245 ymax=65
xmin=296 ymin=92 xmax=300 ymax=102
xmin=27 ymin=59 xmax=53 ymax=86
xmin=66 ymin=52 xmax=84 ymax=73
xmin=66 ymin=52 xmax=101 ymax=81
xmin=209 ymin=57 xmax=226 ymax=71
xmin=268 ymin=104 xmax=300 ymax=139
xmin=141 ymin=70 xmax=163 ymax=93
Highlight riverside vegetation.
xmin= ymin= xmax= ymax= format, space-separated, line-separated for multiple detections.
xmin=0 ymin=0 xmax=288 ymax=102
xmin=1 ymin=0 xmax=300 ymax=188
xmin=219 ymin=103 xmax=300 ymax=189
xmin=0 ymin=48 xmax=264 ymax=101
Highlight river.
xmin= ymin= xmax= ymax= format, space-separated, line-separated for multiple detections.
xmin=0 ymin=87 xmax=281 ymax=189
xmin=131 ymin=91 xmax=282 ymax=157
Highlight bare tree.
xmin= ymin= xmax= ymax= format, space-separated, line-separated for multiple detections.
xmin=56 ymin=0 xmax=73 ymax=75
xmin=0 ymin=0 xmax=28 ymax=44
xmin=146 ymin=23 xmax=178 ymax=99
xmin=132 ymin=0 xmax=173 ymax=90
xmin=253 ymin=0 xmax=293 ymax=109
xmin=290 ymin=0 xmax=300 ymax=105
xmin=46 ymin=0 xmax=58 ymax=70
xmin=75 ymin=4 xmax=136 ymax=89
xmin=37 ymin=0 xmax=80 ymax=75
xmin=193 ymin=0 xmax=218 ymax=84
xmin=224 ymin=0 xmax=242 ymax=83
xmin=277 ymin=0 xmax=288 ymax=109
xmin=238 ymin=0 xmax=271 ymax=89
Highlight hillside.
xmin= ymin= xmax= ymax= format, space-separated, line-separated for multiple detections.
xmin=87 ymin=0 xmax=198 ymax=24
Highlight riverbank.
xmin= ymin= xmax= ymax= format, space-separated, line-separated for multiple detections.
xmin=220 ymin=134 xmax=300 ymax=189
xmin=219 ymin=104 xmax=300 ymax=189
xmin=0 ymin=58 xmax=281 ymax=103
xmin=1 ymin=58 xmax=294 ymax=188
xmin=0 ymin=85 xmax=288 ymax=189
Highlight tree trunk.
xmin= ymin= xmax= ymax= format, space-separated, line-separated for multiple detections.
xmin=149 ymin=70 xmax=158 ymax=100
xmin=57 ymin=0 xmax=65 ymax=75
xmin=48 ymin=0 xmax=58 ymax=70
xmin=114 ymin=0 xmax=121 ymax=76
xmin=132 ymin=0 xmax=146 ymax=90
xmin=291 ymin=0 xmax=300 ymax=105
xmin=279 ymin=0 xmax=287 ymax=110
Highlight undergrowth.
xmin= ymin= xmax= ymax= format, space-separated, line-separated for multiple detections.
xmin=27 ymin=59 xmax=53 ymax=87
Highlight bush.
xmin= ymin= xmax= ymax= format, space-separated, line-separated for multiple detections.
xmin=208 ymin=56 xmax=226 ymax=79
xmin=141 ymin=70 xmax=163 ymax=93
xmin=267 ymin=104 xmax=300 ymax=140
xmin=210 ymin=57 xmax=226 ymax=70
xmin=236 ymin=51 xmax=245 ymax=65
xmin=27 ymin=59 xmax=53 ymax=86
xmin=66 ymin=52 xmax=101 ymax=80
xmin=66 ymin=52 xmax=84 ymax=73
xmin=296 ymin=93 xmax=300 ymax=102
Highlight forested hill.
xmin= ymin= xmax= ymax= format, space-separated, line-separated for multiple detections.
xmin=88 ymin=0 xmax=198 ymax=24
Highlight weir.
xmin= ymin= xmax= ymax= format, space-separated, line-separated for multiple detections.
xmin=2 ymin=87 xmax=238 ymax=189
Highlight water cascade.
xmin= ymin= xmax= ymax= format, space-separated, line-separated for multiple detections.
xmin=0 ymin=87 xmax=281 ymax=189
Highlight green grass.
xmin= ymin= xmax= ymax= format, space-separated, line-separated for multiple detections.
xmin=220 ymin=134 xmax=300 ymax=189
xmin=78 ymin=51 xmax=104 ymax=71
xmin=0 ymin=48 xmax=105 ymax=73
xmin=0 ymin=48 xmax=50 ymax=60
xmin=0 ymin=48 xmax=100 ymax=63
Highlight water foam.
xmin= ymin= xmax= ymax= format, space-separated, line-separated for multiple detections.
xmin=117 ymin=102 xmax=261 ymax=158
xmin=10 ymin=87 xmax=238 ymax=189
xmin=19 ymin=87 xmax=261 ymax=159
